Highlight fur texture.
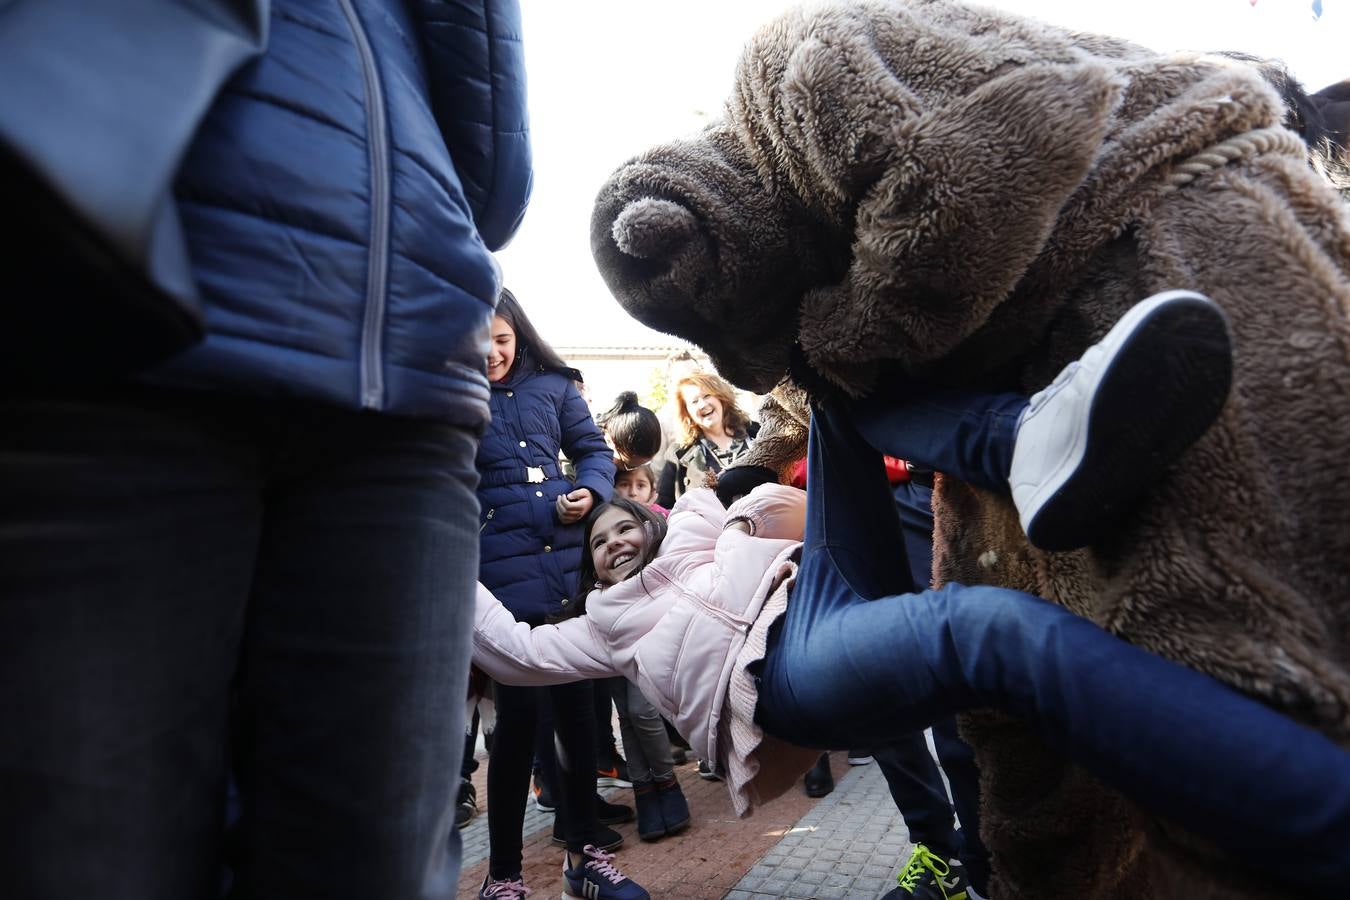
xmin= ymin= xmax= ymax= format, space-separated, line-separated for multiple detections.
xmin=591 ymin=2 xmax=1350 ymax=898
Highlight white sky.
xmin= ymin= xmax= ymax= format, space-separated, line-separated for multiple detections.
xmin=496 ymin=0 xmax=1347 ymax=348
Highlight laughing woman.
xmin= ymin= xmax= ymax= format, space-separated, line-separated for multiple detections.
xmin=657 ymin=371 xmax=758 ymax=509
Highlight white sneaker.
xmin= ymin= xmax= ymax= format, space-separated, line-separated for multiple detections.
xmin=1010 ymin=290 xmax=1232 ymax=551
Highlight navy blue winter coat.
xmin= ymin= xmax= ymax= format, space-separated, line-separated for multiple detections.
xmin=477 ymin=358 xmax=615 ymax=622
xmin=154 ymin=0 xmax=531 ymax=429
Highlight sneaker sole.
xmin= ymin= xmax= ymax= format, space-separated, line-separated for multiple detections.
xmin=534 ymin=798 xmax=556 ymax=813
xmin=1022 ymin=291 xmax=1232 ymax=551
xmin=596 ymin=776 xmax=633 ymax=788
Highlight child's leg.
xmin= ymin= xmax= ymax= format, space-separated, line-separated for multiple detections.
xmin=758 ymin=404 xmax=1350 ymax=887
xmin=760 ymin=403 xmax=956 ymax=743
xmin=624 ymin=681 xmax=676 ymax=781
xmin=852 ymin=387 xmax=1024 ymax=494
xmin=764 ymin=581 xmax=1350 ymax=887
xmin=851 ymin=291 xmax=1232 ymax=550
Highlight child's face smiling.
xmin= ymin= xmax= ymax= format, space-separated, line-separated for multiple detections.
xmin=614 ymin=470 xmax=654 ymax=504
xmin=589 ymin=507 xmax=648 ymax=586
xmin=486 ymin=315 xmax=516 ymax=383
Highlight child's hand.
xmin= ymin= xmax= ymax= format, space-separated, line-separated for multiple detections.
xmin=556 ymin=488 xmax=594 ymax=524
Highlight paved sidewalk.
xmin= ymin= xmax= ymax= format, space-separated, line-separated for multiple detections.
xmin=454 ymin=751 xmax=918 ymax=899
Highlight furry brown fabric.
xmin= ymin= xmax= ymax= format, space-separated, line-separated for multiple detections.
xmin=736 ymin=383 xmax=812 ymax=483
xmin=591 ymin=2 xmax=1350 ymax=897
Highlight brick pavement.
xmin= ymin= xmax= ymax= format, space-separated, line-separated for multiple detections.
xmin=454 ymin=750 xmax=919 ymax=900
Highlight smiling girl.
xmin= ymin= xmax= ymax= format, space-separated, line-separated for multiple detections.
xmin=473 ymin=293 xmax=1350 ymax=894
xmin=475 ymin=288 xmax=649 ymax=900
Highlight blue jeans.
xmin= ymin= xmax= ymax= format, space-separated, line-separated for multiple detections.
xmin=869 ymin=481 xmax=988 ymax=889
xmin=0 ymin=385 xmax=480 ymax=900
xmin=756 ymin=404 xmax=1350 ymax=888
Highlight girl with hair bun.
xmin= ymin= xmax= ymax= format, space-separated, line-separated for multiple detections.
xmin=597 ymin=391 xmax=664 ymax=472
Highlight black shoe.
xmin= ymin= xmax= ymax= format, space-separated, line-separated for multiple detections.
xmin=455 ymin=779 xmax=477 ymax=829
xmin=597 ymin=745 xmax=633 ymax=788
xmin=633 ymin=781 xmax=665 ymax=841
xmin=597 ymin=794 xmax=634 ymax=825
xmin=804 ymin=752 xmax=834 ymax=798
xmin=552 ymin=821 xmax=624 ymax=852
xmin=654 ymin=775 xmax=690 ymax=836
xmin=696 ymin=759 xmax=721 ymax=781
xmin=532 ymin=775 xmax=556 ymax=813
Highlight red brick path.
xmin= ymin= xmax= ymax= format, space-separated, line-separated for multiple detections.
xmin=456 ymin=753 xmax=848 ymax=900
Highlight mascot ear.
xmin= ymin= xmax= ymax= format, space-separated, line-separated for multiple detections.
xmin=611 ymin=197 xmax=700 ymax=260
xmin=799 ymin=62 xmax=1123 ymax=386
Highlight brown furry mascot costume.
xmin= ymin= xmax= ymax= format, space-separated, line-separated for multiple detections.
xmin=590 ymin=1 xmax=1350 ymax=897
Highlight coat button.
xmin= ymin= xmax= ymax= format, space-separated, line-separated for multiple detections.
xmin=518 ymin=440 xmax=526 ymax=447
xmin=536 ymin=490 xmax=543 ymax=497
xmin=544 ymin=545 xmax=552 ymax=552
xmin=506 ymin=390 xmax=514 ymax=397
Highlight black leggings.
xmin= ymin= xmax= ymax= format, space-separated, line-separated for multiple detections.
xmin=487 ymin=680 xmax=599 ymax=876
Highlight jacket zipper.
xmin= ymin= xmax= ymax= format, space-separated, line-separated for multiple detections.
xmin=479 ymin=508 xmax=495 ymax=533
xmin=338 ymin=0 xmax=391 ymax=410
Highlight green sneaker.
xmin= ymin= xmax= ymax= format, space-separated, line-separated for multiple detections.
xmin=880 ymin=844 xmax=970 ymax=900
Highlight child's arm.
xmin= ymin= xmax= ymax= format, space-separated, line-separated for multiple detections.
xmin=662 ymin=487 xmax=729 ymax=556
xmin=725 ymin=483 xmax=807 ymax=541
xmin=473 ymin=583 xmax=618 ymax=685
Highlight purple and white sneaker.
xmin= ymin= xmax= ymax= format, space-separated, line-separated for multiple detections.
xmin=562 ymin=844 xmax=650 ymax=900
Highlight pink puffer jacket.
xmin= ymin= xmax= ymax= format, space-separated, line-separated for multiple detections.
xmin=473 ymin=484 xmax=819 ymax=814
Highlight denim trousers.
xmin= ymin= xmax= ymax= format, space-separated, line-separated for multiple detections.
xmin=756 ymin=403 xmax=1350 ymax=889
xmin=0 ymin=385 xmax=480 ymax=900
xmin=489 ymin=679 xmax=600 ymax=874
xmin=869 ymin=481 xmax=988 ymax=887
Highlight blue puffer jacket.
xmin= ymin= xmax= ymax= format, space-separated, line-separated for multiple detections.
xmin=478 ymin=358 xmax=615 ymax=622
xmin=154 ymin=0 xmax=531 ymax=428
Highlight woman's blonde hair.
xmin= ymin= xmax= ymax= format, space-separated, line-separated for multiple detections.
xmin=673 ymin=371 xmax=751 ymax=448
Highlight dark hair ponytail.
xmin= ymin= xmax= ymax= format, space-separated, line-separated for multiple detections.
xmin=496 ymin=287 xmax=584 ymax=382
xmin=550 ymin=497 xmax=668 ymax=622
xmin=597 ymin=391 xmax=663 ymax=464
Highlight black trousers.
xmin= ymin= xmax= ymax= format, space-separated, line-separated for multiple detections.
xmin=488 ymin=680 xmax=600 ymax=876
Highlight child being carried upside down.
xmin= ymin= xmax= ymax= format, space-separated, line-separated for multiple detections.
xmin=473 ymin=292 xmax=1350 ymax=894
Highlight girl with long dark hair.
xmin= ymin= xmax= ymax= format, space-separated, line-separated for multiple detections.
xmin=475 ymin=288 xmax=647 ymax=900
